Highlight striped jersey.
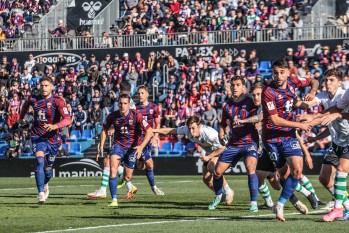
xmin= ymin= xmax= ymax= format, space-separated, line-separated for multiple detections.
xmin=221 ymin=96 xmax=259 ymax=147
xmin=262 ymin=76 xmax=311 ymax=143
xmin=104 ymin=109 xmax=150 ymax=150
xmin=20 ymin=95 xmax=71 ymax=144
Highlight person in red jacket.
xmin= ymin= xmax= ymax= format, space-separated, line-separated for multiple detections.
xmin=170 ymin=0 xmax=180 ymax=15
xmin=7 ymin=107 xmax=19 ymax=131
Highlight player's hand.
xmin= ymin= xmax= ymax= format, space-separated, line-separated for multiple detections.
xmin=96 ymin=148 xmax=103 ymax=161
xmin=321 ymin=114 xmax=339 ymax=126
xmin=305 ymin=156 xmax=313 ymax=170
xmin=108 ymin=128 xmax=115 ymax=135
xmin=133 ymin=146 xmax=143 ymax=159
xmin=151 ymin=136 xmax=159 ymax=147
xmin=44 ymin=124 xmax=58 ymax=131
xmin=219 ymin=137 xmax=227 ymax=146
xmin=304 ymin=91 xmax=315 ymax=101
xmin=200 ymin=155 xmax=211 ymax=162
xmin=233 ymin=119 xmax=244 ymax=126
xmin=297 ymin=114 xmax=313 ymax=123
xmin=299 ymin=122 xmax=311 ymax=132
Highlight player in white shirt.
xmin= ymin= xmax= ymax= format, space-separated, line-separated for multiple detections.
xmin=153 ymin=116 xmax=234 ymax=205
xmin=298 ymin=68 xmax=349 ymax=221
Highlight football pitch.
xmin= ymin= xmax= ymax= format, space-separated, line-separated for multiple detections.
xmin=0 ymin=175 xmax=346 ymax=233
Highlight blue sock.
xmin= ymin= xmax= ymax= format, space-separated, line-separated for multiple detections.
xmin=213 ymin=176 xmax=223 ymax=195
xmin=146 ymin=169 xmax=156 ymax=187
xmin=35 ymin=156 xmax=45 ymax=193
xmin=280 ymin=179 xmax=297 ymax=201
xmin=44 ymin=169 xmax=52 ymax=184
xmin=109 ymin=177 xmax=118 ymax=199
xmin=248 ymin=173 xmax=258 ymax=202
xmin=278 ymin=175 xmax=299 ymax=205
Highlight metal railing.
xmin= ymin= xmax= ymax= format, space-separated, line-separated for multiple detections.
xmin=4 ymin=25 xmax=349 ymax=52
xmin=311 ymin=0 xmax=336 ymax=27
xmin=90 ymin=0 xmax=119 ymax=37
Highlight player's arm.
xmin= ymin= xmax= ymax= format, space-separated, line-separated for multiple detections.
xmin=293 ymin=98 xmax=318 ymax=110
xmin=269 ymin=114 xmax=310 ymax=131
xmin=45 ymin=98 xmax=72 ymax=131
xmin=218 ymin=106 xmax=228 ymax=145
xmin=152 ymin=106 xmax=162 ymax=146
xmin=19 ymin=99 xmax=31 ymax=120
xmin=153 ymin=127 xmax=178 ymax=135
xmin=134 ymin=114 xmax=153 ymax=158
xmin=296 ymin=131 xmax=313 ymax=169
xmin=291 ymin=76 xmax=319 ymax=101
xmin=236 ymin=112 xmax=263 ymax=125
xmin=298 ymin=105 xmax=341 ymax=123
xmin=306 ymin=127 xmax=330 ymax=143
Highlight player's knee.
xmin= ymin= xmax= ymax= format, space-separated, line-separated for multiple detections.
xmin=137 ymin=162 xmax=145 ymax=170
xmin=123 ymin=174 xmax=132 ymax=181
xmin=291 ymin=168 xmax=302 ymax=179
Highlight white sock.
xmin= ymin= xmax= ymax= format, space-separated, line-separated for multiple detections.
xmin=295 ymin=183 xmax=311 ymax=197
xmin=216 ymin=194 xmax=222 ymax=199
xmin=223 ymin=184 xmax=232 ymax=193
xmin=126 ymin=181 xmax=134 ymax=192
xmin=328 ymin=187 xmax=335 ymax=196
xmin=152 ymin=185 xmax=157 ymax=189
xmin=112 ymin=198 xmax=117 ymax=201
xmin=277 ymin=201 xmax=285 ymax=207
xmin=117 ymin=165 xmax=123 ymax=176
xmin=100 ymin=167 xmax=110 ymax=193
xmin=250 ymin=201 xmax=257 ymax=206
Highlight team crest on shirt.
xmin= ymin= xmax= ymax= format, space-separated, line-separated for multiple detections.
xmin=150 ymin=109 xmax=153 ymax=114
xmin=47 ymin=102 xmax=52 ymax=109
xmin=129 ymin=119 xmax=133 ymax=125
xmin=343 ymin=147 xmax=348 ymax=154
xmin=277 ymin=95 xmax=283 ymax=100
xmin=267 ymin=102 xmax=275 ymax=110
xmin=142 ymin=120 xmax=149 ymax=127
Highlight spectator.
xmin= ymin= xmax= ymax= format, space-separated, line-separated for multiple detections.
xmin=246 ymin=62 xmax=261 ymax=84
xmin=164 ymin=102 xmax=177 ymax=128
xmin=73 ymin=104 xmax=87 ymax=131
xmin=7 ymin=107 xmax=19 ymax=131
xmin=88 ymin=103 xmax=103 ymax=138
xmin=48 ymin=20 xmax=67 ymax=49
xmin=220 ymin=49 xmax=233 ymax=70
xmin=6 ymin=131 xmax=20 ymax=159
xmin=311 ymin=61 xmax=323 ymax=75
xmin=19 ymin=128 xmax=32 ymax=154
xmin=126 ymin=65 xmax=139 ymax=96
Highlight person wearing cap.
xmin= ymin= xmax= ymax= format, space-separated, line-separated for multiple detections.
xmin=126 ymin=65 xmax=139 ymax=96
xmin=88 ymin=54 xmax=100 ymax=68
xmin=48 ymin=19 xmax=67 ymax=49
xmin=320 ymin=46 xmax=332 ymax=64
xmin=112 ymin=54 xmax=120 ymax=67
xmin=100 ymin=54 xmax=111 ymax=72
xmin=311 ymin=61 xmax=323 ymax=75
xmin=177 ymin=17 xmax=189 ymax=44
xmin=269 ymin=6 xmax=282 ymax=25
xmin=76 ymin=53 xmax=90 ymax=71
xmin=284 ymin=47 xmax=296 ymax=63
xmin=119 ymin=53 xmax=132 ymax=80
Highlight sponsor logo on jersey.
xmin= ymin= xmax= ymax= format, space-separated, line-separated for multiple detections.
xmin=246 ymin=145 xmax=257 ymax=151
xmin=47 ymin=102 xmax=52 ymax=109
xmin=129 ymin=119 xmax=133 ymax=125
xmin=267 ymin=102 xmax=275 ymax=110
xmin=150 ymin=109 xmax=153 ymax=114
xmin=290 ymin=141 xmax=301 ymax=150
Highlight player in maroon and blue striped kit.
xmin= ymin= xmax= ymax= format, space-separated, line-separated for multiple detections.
xmin=98 ymin=94 xmax=153 ymax=207
xmin=19 ymin=77 xmax=71 ymax=204
xmin=209 ymin=77 xmax=260 ymax=212
xmin=136 ymin=85 xmax=165 ymax=196
xmin=261 ymin=59 xmax=319 ymax=221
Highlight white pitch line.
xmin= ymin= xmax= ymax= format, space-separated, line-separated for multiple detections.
xmin=0 ymin=180 xmax=198 ymax=191
xmin=34 ymin=219 xmax=196 ymax=233
xmin=33 ymin=210 xmax=328 ymax=233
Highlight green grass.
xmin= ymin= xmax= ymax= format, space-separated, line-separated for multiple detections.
xmin=0 ymin=175 xmax=346 ymax=233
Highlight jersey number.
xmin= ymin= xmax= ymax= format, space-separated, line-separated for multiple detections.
xmin=285 ymin=100 xmax=293 ymax=113
xmin=38 ymin=110 xmax=47 ymax=121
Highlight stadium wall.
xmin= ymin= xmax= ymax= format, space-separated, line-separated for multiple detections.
xmin=3 ymin=39 xmax=349 ymax=67
xmin=0 ymin=156 xmax=323 ymax=177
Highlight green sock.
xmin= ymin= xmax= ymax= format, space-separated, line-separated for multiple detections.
xmin=258 ymin=183 xmax=273 ymax=206
xmin=300 ymin=175 xmax=319 ymax=201
xmin=334 ymin=171 xmax=348 ymax=209
xmin=295 ymin=183 xmax=311 ymax=197
xmin=100 ymin=167 xmax=110 ymax=193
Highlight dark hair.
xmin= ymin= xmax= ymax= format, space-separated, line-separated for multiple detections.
xmin=272 ymin=59 xmax=289 ymax=69
xmin=324 ymin=68 xmax=344 ymax=81
xmin=250 ymin=82 xmax=265 ymax=93
xmin=119 ymin=93 xmax=131 ymax=103
xmin=186 ymin=116 xmax=201 ymax=126
xmin=138 ymin=85 xmax=149 ymax=93
xmin=232 ymin=76 xmax=246 ymax=86
xmin=120 ymin=81 xmax=131 ymax=93
xmin=40 ymin=76 xmax=54 ymax=84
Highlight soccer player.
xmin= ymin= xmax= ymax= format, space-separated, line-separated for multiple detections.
xmin=235 ymin=82 xmax=312 ymax=213
xmin=136 ymin=85 xmax=164 ymax=195
xmin=87 ymin=81 xmax=137 ymax=199
xmin=209 ymin=76 xmax=259 ymax=212
xmin=19 ymin=76 xmax=71 ymax=204
xmin=298 ymin=68 xmax=349 ymax=221
xmin=99 ymin=94 xmax=153 ymax=207
xmin=262 ymin=59 xmax=319 ymax=221
xmin=153 ymin=116 xmax=234 ymax=204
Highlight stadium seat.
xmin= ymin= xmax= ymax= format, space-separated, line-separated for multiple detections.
xmin=21 ymin=152 xmax=33 ymax=157
xmin=170 ymin=142 xmax=185 ymax=154
xmin=69 ymin=143 xmax=81 ymax=155
xmin=186 ymin=142 xmax=195 ymax=150
xmin=259 ymin=61 xmax=272 ymax=73
xmin=159 ymin=142 xmax=172 ymax=155
xmin=67 ymin=130 xmax=81 ymax=142
xmin=79 ymin=130 xmax=93 ymax=141
xmin=62 ymin=144 xmax=69 ymax=151
xmin=0 ymin=145 xmax=9 ymax=158
xmin=261 ymin=72 xmax=272 ymax=80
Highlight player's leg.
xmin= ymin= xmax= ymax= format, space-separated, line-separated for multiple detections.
xmin=34 ymin=150 xmax=46 ymax=204
xmin=43 ymin=166 xmax=52 ymax=200
xmin=256 ymin=170 xmax=274 ymax=209
xmin=108 ymin=154 xmax=121 ymax=207
xmin=87 ymin=156 xmax=110 ymax=198
xmin=202 ymin=163 xmax=214 ymax=191
xmin=207 ymin=157 xmax=234 ymax=205
xmin=124 ymin=150 xmax=138 ymax=199
xmin=245 ymin=154 xmax=259 ymax=212
xmin=144 ymin=158 xmax=164 ymax=195
xmin=117 ymin=164 xmax=125 ymax=188
xmin=319 ymin=163 xmax=336 ymax=210
xmin=300 ymin=174 xmax=323 ymax=204
xmin=323 ymin=157 xmax=349 ymax=221
xmin=208 ymin=161 xmax=231 ymax=210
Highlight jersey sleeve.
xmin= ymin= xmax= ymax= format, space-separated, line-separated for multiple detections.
xmin=220 ymin=105 xmax=228 ymax=127
xmin=55 ymin=98 xmax=72 ymax=128
xmin=289 ymin=75 xmax=311 ymax=88
xmin=103 ymin=113 xmax=113 ymax=131
xmin=176 ymin=126 xmax=190 ymax=137
xmin=337 ymin=89 xmax=349 ymax=110
xmin=262 ymin=88 xmax=278 ymax=115
xmin=314 ymin=92 xmax=327 ymax=106
xmin=154 ymin=105 xmax=161 ymax=125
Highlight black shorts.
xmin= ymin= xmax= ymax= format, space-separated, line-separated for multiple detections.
xmin=323 ymin=143 xmax=349 ymax=167
xmin=256 ymin=149 xmax=276 ymax=172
